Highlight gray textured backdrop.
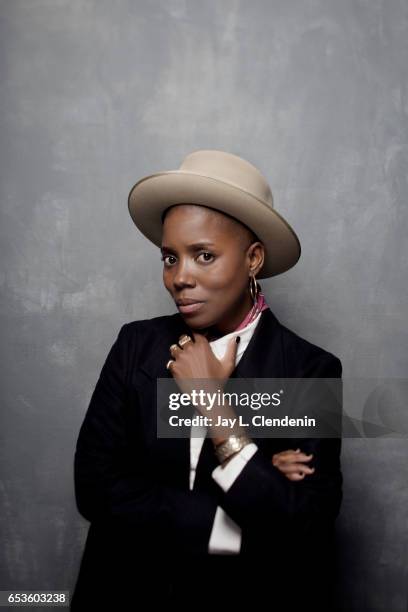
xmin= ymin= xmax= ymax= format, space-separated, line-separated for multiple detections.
xmin=1 ymin=1 xmax=407 ymax=610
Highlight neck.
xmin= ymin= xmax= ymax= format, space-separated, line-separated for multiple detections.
xmin=202 ymin=294 xmax=255 ymax=340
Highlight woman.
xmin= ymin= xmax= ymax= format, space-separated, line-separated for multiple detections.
xmin=71 ymin=150 xmax=343 ymax=611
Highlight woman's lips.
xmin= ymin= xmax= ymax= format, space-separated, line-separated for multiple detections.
xmin=177 ymin=302 xmax=205 ymax=315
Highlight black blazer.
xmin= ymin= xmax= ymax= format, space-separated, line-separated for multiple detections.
xmin=71 ymin=308 xmax=343 ymax=610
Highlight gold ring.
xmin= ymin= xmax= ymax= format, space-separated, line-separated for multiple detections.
xmin=179 ymin=335 xmax=192 ymax=347
xmin=170 ymin=343 xmax=180 ymax=352
xmin=166 ymin=359 xmax=174 ymax=370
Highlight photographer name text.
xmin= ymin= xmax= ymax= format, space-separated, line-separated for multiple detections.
xmin=168 ymin=414 xmax=316 ymax=428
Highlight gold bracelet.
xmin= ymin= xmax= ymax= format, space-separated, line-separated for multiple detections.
xmin=214 ymin=434 xmax=252 ymax=464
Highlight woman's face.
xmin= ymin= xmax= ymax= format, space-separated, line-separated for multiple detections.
xmin=161 ymin=204 xmax=264 ymax=335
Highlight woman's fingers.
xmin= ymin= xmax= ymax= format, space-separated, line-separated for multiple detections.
xmin=272 ymin=450 xmax=313 ymax=458
xmin=280 ymin=463 xmax=315 ymax=474
xmin=272 ymin=451 xmax=313 ymax=466
xmin=271 ymin=449 xmax=315 ymax=481
xmin=276 ymin=465 xmax=315 ymax=480
xmin=286 ymin=472 xmax=307 ymax=481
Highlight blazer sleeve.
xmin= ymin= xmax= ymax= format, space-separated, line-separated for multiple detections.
xmin=74 ymin=324 xmax=217 ymax=556
xmin=212 ymin=353 xmax=343 ymax=538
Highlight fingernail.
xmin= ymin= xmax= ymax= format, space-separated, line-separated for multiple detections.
xmin=236 ymin=336 xmax=241 ymax=344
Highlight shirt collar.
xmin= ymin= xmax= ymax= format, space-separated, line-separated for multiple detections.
xmin=209 ymin=309 xmax=263 ymax=363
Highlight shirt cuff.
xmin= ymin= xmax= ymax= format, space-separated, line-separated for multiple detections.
xmin=212 ymin=443 xmax=258 ymax=492
xmin=208 ymin=506 xmax=242 ymax=554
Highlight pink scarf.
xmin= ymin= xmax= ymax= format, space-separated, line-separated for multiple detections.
xmin=201 ymin=286 xmax=269 ymax=341
xmin=235 ymin=286 xmax=270 ymax=331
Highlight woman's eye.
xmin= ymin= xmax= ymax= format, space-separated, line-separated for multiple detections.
xmin=198 ymin=252 xmax=214 ymax=262
xmin=161 ymin=255 xmax=176 ymax=265
xmin=161 ymin=252 xmax=214 ymax=266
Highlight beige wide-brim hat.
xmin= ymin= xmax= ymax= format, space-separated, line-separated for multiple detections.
xmin=127 ymin=149 xmax=301 ymax=279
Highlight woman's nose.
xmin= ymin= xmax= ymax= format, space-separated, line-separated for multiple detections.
xmin=173 ymin=260 xmax=195 ymax=288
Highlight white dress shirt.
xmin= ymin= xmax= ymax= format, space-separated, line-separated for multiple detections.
xmin=189 ymin=311 xmax=262 ymax=554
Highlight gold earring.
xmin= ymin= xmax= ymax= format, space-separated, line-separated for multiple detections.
xmin=249 ymin=274 xmax=259 ymax=305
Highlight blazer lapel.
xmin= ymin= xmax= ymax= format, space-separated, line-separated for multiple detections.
xmin=231 ymin=308 xmax=285 ymax=379
xmin=135 ymin=314 xmax=195 ymax=489
xmin=139 ymin=313 xmax=193 ymax=380
xmin=226 ymin=308 xmax=286 ymax=456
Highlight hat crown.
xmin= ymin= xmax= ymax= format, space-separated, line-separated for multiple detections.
xmin=178 ymin=150 xmax=274 ymax=207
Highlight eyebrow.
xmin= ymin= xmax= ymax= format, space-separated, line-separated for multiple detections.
xmin=160 ymin=242 xmax=216 ymax=254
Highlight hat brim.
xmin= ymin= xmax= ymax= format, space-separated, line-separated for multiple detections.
xmin=128 ymin=171 xmax=301 ymax=279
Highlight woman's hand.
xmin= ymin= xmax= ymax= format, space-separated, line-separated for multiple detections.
xmin=272 ymin=448 xmax=315 ymax=481
xmin=167 ymin=332 xmax=239 ymax=421
xmin=167 ymin=332 xmax=239 ymax=387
